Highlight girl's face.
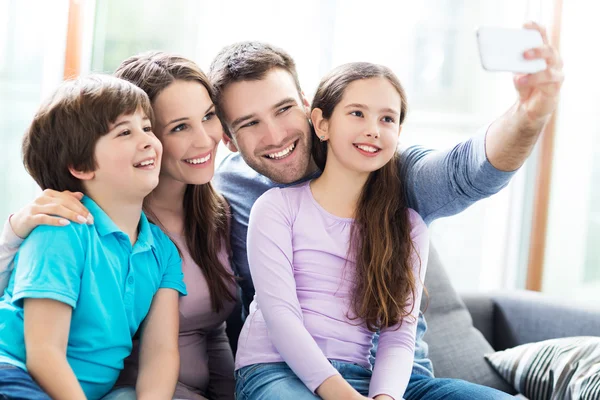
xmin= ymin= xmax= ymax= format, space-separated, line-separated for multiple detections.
xmin=152 ymin=80 xmax=222 ymax=186
xmin=321 ymin=77 xmax=402 ymax=175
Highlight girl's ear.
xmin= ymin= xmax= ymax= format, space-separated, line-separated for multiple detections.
xmin=311 ymin=108 xmax=329 ymax=141
xmin=68 ymin=166 xmax=94 ymax=181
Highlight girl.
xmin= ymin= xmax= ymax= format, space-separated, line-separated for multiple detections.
xmin=0 ymin=52 xmax=237 ymax=400
xmin=234 ymin=62 xmax=429 ymax=400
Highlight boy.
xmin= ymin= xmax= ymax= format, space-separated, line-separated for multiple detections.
xmin=0 ymin=75 xmax=186 ymax=399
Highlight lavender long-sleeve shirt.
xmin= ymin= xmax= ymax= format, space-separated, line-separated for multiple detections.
xmin=235 ymin=182 xmax=429 ymax=400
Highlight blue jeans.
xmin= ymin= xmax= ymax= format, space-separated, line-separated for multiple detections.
xmin=0 ymin=363 xmax=51 ymax=400
xmin=101 ymin=386 xmax=206 ymax=400
xmin=235 ymin=360 xmax=370 ymax=399
xmin=101 ymin=387 xmax=137 ymax=400
xmin=405 ymin=374 xmax=516 ymax=400
xmin=235 ymin=362 xmax=516 ymax=400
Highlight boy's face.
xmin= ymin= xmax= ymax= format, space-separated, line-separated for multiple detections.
xmin=220 ymin=68 xmax=316 ymax=184
xmin=87 ymin=108 xmax=162 ymax=201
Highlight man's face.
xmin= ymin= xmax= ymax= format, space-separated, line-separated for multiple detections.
xmin=220 ymin=68 xmax=316 ymax=184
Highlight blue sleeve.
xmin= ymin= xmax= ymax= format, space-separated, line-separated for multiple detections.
xmin=11 ymin=224 xmax=86 ymax=309
xmin=156 ymin=233 xmax=186 ymax=296
xmin=399 ymin=127 xmax=516 ymax=225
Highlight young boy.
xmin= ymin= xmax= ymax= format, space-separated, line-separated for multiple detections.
xmin=0 ymin=75 xmax=186 ymax=399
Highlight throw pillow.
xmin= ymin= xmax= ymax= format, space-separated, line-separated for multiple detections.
xmin=485 ymin=336 xmax=600 ymax=400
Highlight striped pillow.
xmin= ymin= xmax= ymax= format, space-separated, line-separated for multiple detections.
xmin=485 ymin=336 xmax=600 ymax=400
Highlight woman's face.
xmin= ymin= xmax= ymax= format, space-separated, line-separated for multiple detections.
xmin=152 ymin=79 xmax=222 ymax=186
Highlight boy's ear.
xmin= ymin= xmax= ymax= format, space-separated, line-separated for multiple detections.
xmin=222 ymin=133 xmax=238 ymax=153
xmin=68 ymin=166 xmax=95 ymax=181
xmin=310 ymin=108 xmax=329 ymax=141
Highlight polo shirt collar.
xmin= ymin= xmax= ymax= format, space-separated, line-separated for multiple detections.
xmin=82 ymin=196 xmax=156 ymax=251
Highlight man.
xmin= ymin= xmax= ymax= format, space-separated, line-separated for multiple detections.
xmin=210 ymin=23 xmax=563 ymax=399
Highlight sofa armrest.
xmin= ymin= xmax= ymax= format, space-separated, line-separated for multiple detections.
xmin=461 ymin=294 xmax=496 ymax=346
xmin=464 ymin=290 xmax=600 ymax=351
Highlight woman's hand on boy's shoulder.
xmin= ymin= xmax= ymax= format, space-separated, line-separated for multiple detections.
xmin=9 ymin=189 xmax=92 ymax=239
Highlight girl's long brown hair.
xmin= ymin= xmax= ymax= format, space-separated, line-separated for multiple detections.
xmin=115 ymin=52 xmax=236 ymax=313
xmin=312 ymin=62 xmax=422 ymax=331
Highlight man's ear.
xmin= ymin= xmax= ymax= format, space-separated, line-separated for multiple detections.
xmin=311 ymin=108 xmax=329 ymax=141
xmin=222 ymin=133 xmax=238 ymax=153
xmin=301 ymin=91 xmax=311 ymax=117
xmin=68 ymin=166 xmax=95 ymax=181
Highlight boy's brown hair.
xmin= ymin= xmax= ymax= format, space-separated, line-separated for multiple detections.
xmin=208 ymin=41 xmax=303 ymax=137
xmin=22 ymin=74 xmax=153 ymax=193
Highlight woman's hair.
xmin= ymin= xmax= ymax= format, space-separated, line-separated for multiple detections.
xmin=311 ymin=62 xmax=422 ymax=331
xmin=115 ymin=52 xmax=236 ymax=313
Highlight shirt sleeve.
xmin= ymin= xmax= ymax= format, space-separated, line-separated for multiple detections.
xmin=369 ymin=210 xmax=430 ymax=400
xmin=399 ymin=126 xmax=516 ymax=225
xmin=0 ymin=217 xmax=24 ymax=295
xmin=157 ymin=233 xmax=187 ymax=296
xmin=11 ymin=224 xmax=87 ymax=309
xmin=247 ymin=188 xmax=339 ymax=393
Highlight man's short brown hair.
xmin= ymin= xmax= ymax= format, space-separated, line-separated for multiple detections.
xmin=208 ymin=41 xmax=303 ymax=137
xmin=22 ymin=74 xmax=153 ymax=193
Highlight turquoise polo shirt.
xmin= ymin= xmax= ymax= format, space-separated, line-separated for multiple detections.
xmin=0 ymin=196 xmax=186 ymax=399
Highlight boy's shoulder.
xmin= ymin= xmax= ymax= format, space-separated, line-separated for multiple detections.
xmin=24 ymin=220 xmax=92 ymax=248
xmin=145 ymin=221 xmax=179 ymax=262
xmin=146 ymin=221 xmax=172 ymax=247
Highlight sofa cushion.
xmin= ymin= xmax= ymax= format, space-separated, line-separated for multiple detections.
xmin=421 ymin=245 xmax=515 ymax=393
xmin=485 ymin=336 xmax=600 ymax=400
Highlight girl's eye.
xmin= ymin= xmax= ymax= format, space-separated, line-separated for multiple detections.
xmin=118 ymin=130 xmax=131 ymax=137
xmin=350 ymin=111 xmax=364 ymax=117
xmin=143 ymin=126 xmax=153 ymax=133
xmin=203 ymin=112 xmax=216 ymax=122
xmin=382 ymin=116 xmax=395 ymax=123
xmin=172 ymin=123 xmax=187 ymax=133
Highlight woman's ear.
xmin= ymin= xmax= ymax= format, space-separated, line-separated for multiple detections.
xmin=311 ymin=108 xmax=329 ymax=141
xmin=68 ymin=166 xmax=94 ymax=181
xmin=222 ymin=133 xmax=238 ymax=153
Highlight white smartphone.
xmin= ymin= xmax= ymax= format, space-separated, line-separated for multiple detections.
xmin=477 ymin=27 xmax=547 ymax=74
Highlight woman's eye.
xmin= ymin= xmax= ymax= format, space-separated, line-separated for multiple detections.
xmin=382 ymin=116 xmax=395 ymax=123
xmin=203 ymin=112 xmax=216 ymax=122
xmin=118 ymin=130 xmax=131 ymax=137
xmin=172 ymin=123 xmax=187 ymax=133
xmin=350 ymin=111 xmax=364 ymax=117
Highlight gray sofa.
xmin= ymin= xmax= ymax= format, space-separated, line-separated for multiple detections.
xmin=421 ymin=245 xmax=600 ymax=394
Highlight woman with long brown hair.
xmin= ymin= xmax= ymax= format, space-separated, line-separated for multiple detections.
xmin=234 ymin=62 xmax=429 ymax=400
xmin=0 ymin=52 xmax=237 ymax=400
